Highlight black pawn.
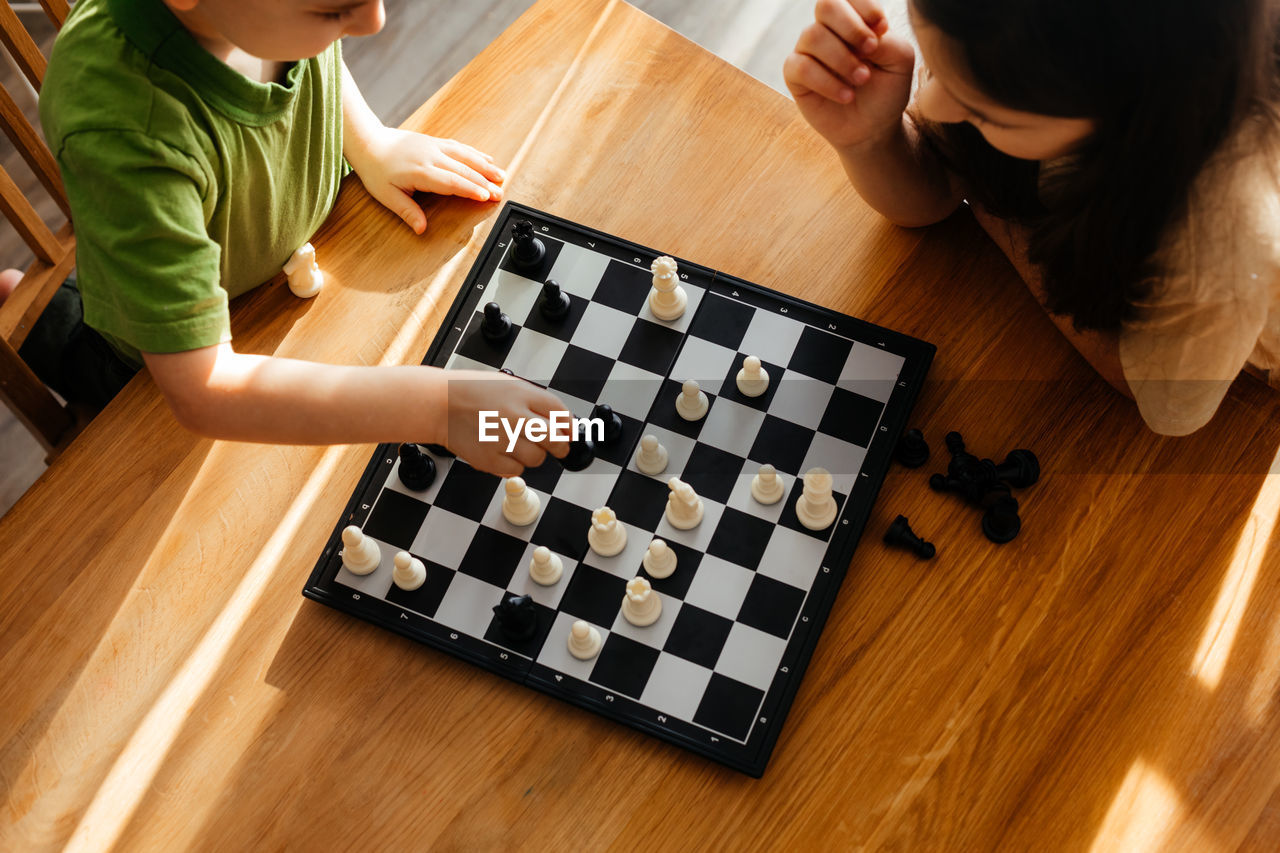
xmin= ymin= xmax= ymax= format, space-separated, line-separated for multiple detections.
xmin=590 ymin=403 xmax=624 ymax=445
xmin=884 ymin=515 xmax=936 ymax=559
xmin=895 ymin=428 xmax=930 ymax=468
xmin=481 ymin=301 xmax=511 ymax=343
xmin=539 ymin=280 xmax=571 ymax=321
xmin=397 ymin=443 xmax=436 ymax=491
xmin=510 ymin=219 xmax=546 ymax=271
xmin=492 ymin=593 xmax=538 ymax=642
xmin=560 ymin=428 xmax=595 ymax=471
xmin=982 ymin=495 xmax=1022 ymax=544
xmin=993 ymin=448 xmax=1040 ymax=488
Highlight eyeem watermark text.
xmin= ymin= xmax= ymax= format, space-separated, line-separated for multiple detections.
xmin=478 ymin=411 xmax=602 ymax=452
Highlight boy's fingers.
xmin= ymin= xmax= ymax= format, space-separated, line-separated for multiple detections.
xmin=511 ymin=440 xmax=547 ymax=470
xmin=443 ymin=141 xmax=507 ymax=183
xmin=422 ymin=166 xmax=491 ymax=202
xmin=785 ymin=53 xmax=855 ymax=104
xmin=815 ymin=0 xmax=884 ymax=54
xmin=373 ymin=185 xmax=427 ymax=233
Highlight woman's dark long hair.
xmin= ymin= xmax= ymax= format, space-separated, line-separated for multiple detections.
xmin=911 ymin=0 xmax=1280 ymax=330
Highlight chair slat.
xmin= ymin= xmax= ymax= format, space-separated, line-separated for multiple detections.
xmin=0 ymin=1 xmax=47 ymax=89
xmin=38 ymin=0 xmax=70 ymax=27
xmin=0 ymin=84 xmax=68 ymax=216
xmin=0 ymin=337 xmax=72 ymax=452
xmin=0 ymin=162 xmax=61 ymax=262
xmin=0 ymin=222 xmax=75 ymax=346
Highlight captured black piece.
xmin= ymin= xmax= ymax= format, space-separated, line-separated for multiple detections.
xmin=992 ymin=448 xmax=1040 ymax=489
xmin=397 ymin=443 xmax=437 ymax=491
xmin=481 ymin=301 xmax=512 ymax=343
xmin=492 ymin=593 xmax=538 ymax=641
xmin=883 ymin=515 xmax=936 ymax=559
xmin=510 ymin=219 xmax=546 ymax=271
xmin=590 ymin=403 xmax=624 ymax=444
xmin=981 ymin=495 xmax=1022 ymax=544
xmin=894 ymin=428 xmax=930 ymax=468
xmin=539 ymin=279 xmax=571 ymax=321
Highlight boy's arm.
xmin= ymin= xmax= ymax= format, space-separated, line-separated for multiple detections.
xmin=340 ymin=61 xmax=505 ymax=234
xmin=143 ymin=345 xmax=567 ymax=477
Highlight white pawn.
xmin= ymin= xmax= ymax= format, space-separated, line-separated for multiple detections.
xmin=567 ymin=619 xmax=602 ymax=660
xmin=736 ymin=355 xmax=770 ymax=397
xmin=751 ymin=463 xmax=786 ymax=505
xmin=648 ymin=255 xmax=687 ymax=321
xmin=392 ymin=551 xmax=426 ymax=591
xmin=635 ymin=433 xmax=669 ymax=476
xmin=588 ymin=506 xmax=628 ymax=556
xmin=675 ymin=379 xmax=709 ymax=421
xmin=502 ymin=476 xmax=541 ymax=526
xmin=340 ymin=525 xmax=381 ymax=575
xmin=621 ymin=576 xmax=662 ymax=626
xmin=643 ymin=538 xmax=677 ymax=579
xmin=665 ymin=477 xmax=704 ymax=530
xmin=796 ymin=467 xmax=838 ymax=531
xmin=529 ymin=545 xmax=564 ymax=585
xmin=282 ymin=242 xmax=324 ymax=298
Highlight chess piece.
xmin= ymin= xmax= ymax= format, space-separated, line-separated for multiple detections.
xmin=665 ymin=477 xmax=704 ymax=530
xmin=340 ymin=525 xmax=381 ymax=575
xmin=621 ymin=576 xmax=662 ymax=626
xmin=588 ymin=506 xmax=628 ymax=556
xmin=993 ymin=448 xmax=1040 ymax=489
xmin=282 ymin=242 xmax=324 ymax=298
xmin=397 ymin=443 xmax=437 ymax=491
xmin=883 ymin=515 xmax=936 ymax=559
xmin=675 ymin=379 xmax=709 ymax=421
xmin=590 ymin=403 xmax=624 ymax=444
xmin=539 ymin=279 xmax=571 ymax=321
xmin=648 ymin=255 xmax=687 ymax=321
xmin=567 ymin=619 xmax=602 ymax=660
xmin=529 ymin=545 xmax=564 ymax=585
xmin=982 ymin=495 xmax=1022 ymax=544
xmin=635 ymin=434 xmax=668 ymax=476
xmin=751 ymin=463 xmax=785 ymax=505
xmin=561 ymin=423 xmax=596 ymax=471
xmin=796 ymin=467 xmax=837 ymax=531
xmin=894 ymin=428 xmax=930 ymax=469
xmin=510 ymin=219 xmax=545 ymax=271
xmin=642 ymin=538 xmax=677 ymax=579
xmin=481 ymin=301 xmax=512 ymax=343
xmin=735 ymin=355 xmax=770 ymax=397
xmin=392 ymin=551 xmax=427 ymax=590
xmin=493 ymin=593 xmax=538 ymax=641
xmin=502 ymin=476 xmax=541 ymax=526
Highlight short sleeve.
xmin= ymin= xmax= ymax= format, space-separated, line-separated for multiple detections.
xmin=58 ymin=129 xmax=228 ymax=361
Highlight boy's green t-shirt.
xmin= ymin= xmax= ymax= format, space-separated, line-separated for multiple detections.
xmin=39 ymin=0 xmax=346 ymax=367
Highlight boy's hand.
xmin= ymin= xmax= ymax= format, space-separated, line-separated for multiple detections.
xmin=353 ymin=127 xmax=507 ymax=234
xmin=441 ymin=370 xmax=570 ymax=479
xmin=784 ymin=0 xmax=916 ymax=151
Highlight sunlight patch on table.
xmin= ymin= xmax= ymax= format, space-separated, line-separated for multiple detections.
xmin=1090 ymin=759 xmax=1196 ymax=853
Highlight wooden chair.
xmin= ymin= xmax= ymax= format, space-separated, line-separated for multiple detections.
xmin=0 ymin=0 xmax=75 ymax=454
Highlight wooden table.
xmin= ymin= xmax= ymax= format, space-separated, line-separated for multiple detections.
xmin=6 ymin=1 xmax=1280 ymax=848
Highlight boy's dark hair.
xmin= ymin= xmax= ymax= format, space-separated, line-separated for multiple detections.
xmin=911 ymin=0 xmax=1280 ymax=331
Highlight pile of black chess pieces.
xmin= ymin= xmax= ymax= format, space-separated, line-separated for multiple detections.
xmin=883 ymin=428 xmax=1040 ymax=560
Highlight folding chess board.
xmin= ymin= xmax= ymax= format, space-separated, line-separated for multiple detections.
xmin=303 ymin=203 xmax=934 ymax=776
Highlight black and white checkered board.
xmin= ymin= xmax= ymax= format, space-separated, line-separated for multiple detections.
xmin=303 ymin=203 xmax=934 ymax=776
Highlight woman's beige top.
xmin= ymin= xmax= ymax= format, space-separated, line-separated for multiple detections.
xmin=973 ymin=117 xmax=1280 ymax=435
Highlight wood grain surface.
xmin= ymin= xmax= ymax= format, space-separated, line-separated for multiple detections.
xmin=4 ymin=0 xmax=1280 ymax=849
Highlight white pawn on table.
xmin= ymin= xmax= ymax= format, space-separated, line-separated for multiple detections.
xmin=588 ymin=506 xmax=628 ymax=556
xmin=675 ymin=379 xmax=708 ymax=421
xmin=392 ymin=551 xmax=426 ymax=591
xmin=502 ymin=476 xmax=541 ymax=526
xmin=635 ymin=433 xmax=668 ymax=475
xmin=648 ymin=255 xmax=686 ymax=321
xmin=340 ymin=525 xmax=381 ymax=575
xmin=665 ymin=477 xmax=704 ymax=530
xmin=622 ymin=576 xmax=662 ymax=626
xmin=736 ymin=355 xmax=770 ymax=397
xmin=796 ymin=467 xmax=838 ymax=530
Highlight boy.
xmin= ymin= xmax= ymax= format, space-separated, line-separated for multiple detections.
xmin=8 ymin=0 xmax=564 ymax=476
